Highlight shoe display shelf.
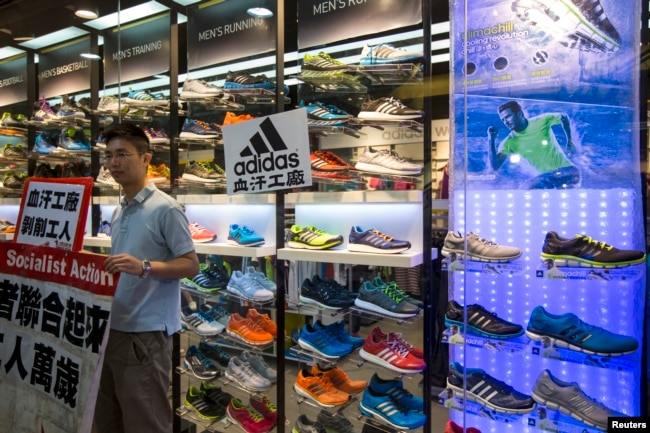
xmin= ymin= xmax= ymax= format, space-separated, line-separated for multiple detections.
xmin=355 ymin=63 xmax=424 ymax=86
xmin=535 ymin=260 xmax=645 ymax=282
xmin=297 ymin=75 xmax=368 ymax=94
xmin=0 ymin=198 xmax=19 ymax=241
xmin=441 ymin=256 xmax=527 ymax=276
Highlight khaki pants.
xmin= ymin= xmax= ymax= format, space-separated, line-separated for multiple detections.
xmin=93 ymin=329 xmax=173 ymax=433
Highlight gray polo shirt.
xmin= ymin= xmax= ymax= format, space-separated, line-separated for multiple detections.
xmin=109 ymin=183 xmax=195 ymax=335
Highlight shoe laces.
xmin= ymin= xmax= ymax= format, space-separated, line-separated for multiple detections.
xmin=380 ymin=283 xmax=408 ymax=303
xmin=245 ymin=405 xmax=264 ymax=422
xmin=370 ymin=228 xmax=394 ymax=242
xmin=189 ymin=223 xmax=210 ymax=234
xmin=259 ymin=395 xmax=276 ymax=413
xmin=305 ymin=226 xmax=328 ymax=236
xmin=207 ymin=304 xmax=230 ymax=320
xmin=210 ymin=162 xmax=226 ymax=175
xmin=195 ymin=119 xmax=214 ymax=130
xmin=194 ymin=350 xmax=216 ymax=368
xmin=384 ymin=97 xmax=408 ymax=109
xmin=577 ymin=235 xmax=614 ymax=251
xmin=388 ymin=332 xmax=415 ymax=350
xmin=386 ymin=339 xmax=410 ymax=358
xmin=196 ymin=310 xmax=216 ymax=323
xmin=317 ymin=52 xmax=344 ymax=65
xmin=468 ymin=232 xmax=498 ymax=247
xmin=314 ymin=151 xmax=342 ymax=166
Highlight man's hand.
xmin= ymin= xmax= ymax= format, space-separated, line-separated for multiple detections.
xmin=565 ymin=139 xmax=577 ymax=158
xmin=487 ymin=126 xmax=499 ymax=140
xmin=104 ymin=253 xmax=142 ymax=276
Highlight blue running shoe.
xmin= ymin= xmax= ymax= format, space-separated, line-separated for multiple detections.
xmin=359 ymin=43 xmax=424 ymax=66
xmin=180 ymin=118 xmax=220 ymax=139
xmin=526 ymin=306 xmax=638 ymax=355
xmin=297 ymin=322 xmax=353 ymax=358
xmin=367 ymin=373 xmax=424 ymax=412
xmin=348 ymin=226 xmax=411 ymax=254
xmin=313 ymin=320 xmax=364 ymax=350
xmin=358 ymin=387 xmax=426 ymax=430
xmin=35 ymin=133 xmax=57 ymax=154
xmin=227 ymin=224 xmax=265 ymax=247
xmin=301 ymin=101 xmax=352 ymax=121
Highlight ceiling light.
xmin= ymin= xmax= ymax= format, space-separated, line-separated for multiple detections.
xmin=13 ymin=33 xmax=34 ymax=42
xmin=75 ymin=2 xmax=99 ymax=19
xmin=84 ymin=1 xmax=169 ymax=30
xmin=80 ymin=53 xmax=101 ymax=60
xmin=247 ymin=7 xmax=273 ymax=18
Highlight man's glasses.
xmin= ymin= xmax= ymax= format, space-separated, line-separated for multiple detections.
xmin=104 ymin=152 xmax=140 ymax=163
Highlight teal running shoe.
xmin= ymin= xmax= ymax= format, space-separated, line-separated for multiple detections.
xmin=227 ymin=224 xmax=265 ymax=247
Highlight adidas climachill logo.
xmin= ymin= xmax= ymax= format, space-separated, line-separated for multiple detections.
xmin=234 ymin=117 xmax=299 ymax=175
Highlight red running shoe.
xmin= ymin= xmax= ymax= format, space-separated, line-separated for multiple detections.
xmin=371 ymin=326 xmax=424 ymax=359
xmin=359 ymin=327 xmax=426 ymax=374
xmin=445 ymin=420 xmax=481 ymax=433
xmin=226 ymin=397 xmax=274 ymax=433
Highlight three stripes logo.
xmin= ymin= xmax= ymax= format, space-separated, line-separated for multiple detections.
xmin=234 ymin=117 xmax=299 ymax=175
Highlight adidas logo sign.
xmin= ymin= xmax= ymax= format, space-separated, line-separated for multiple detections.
xmin=234 ymin=117 xmax=299 ymax=176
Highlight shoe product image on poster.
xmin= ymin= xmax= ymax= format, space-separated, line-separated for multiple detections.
xmin=442 ymin=231 xmax=523 ymax=262
xmin=541 ymin=231 xmax=645 ymax=268
xmin=526 ymin=305 xmax=638 ymax=355
xmin=354 ymin=146 xmax=423 ymax=176
xmin=445 ymin=300 xmax=525 ymax=340
xmin=447 ymin=361 xmax=535 ymax=414
xmin=511 ymin=0 xmax=621 ymax=53
xmin=348 ymin=226 xmax=411 ymax=254
xmin=532 ymin=369 xmax=624 ymax=430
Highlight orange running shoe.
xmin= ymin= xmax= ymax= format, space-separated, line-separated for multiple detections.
xmin=223 ymin=111 xmax=254 ymax=126
xmin=246 ymin=308 xmax=277 ymax=337
xmin=226 ymin=313 xmax=274 ymax=345
xmin=188 ymin=222 xmax=216 ymax=243
xmin=311 ymin=364 xmax=366 ymax=394
xmin=293 ymin=368 xmax=350 ymax=407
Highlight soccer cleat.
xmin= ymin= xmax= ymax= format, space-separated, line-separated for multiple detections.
xmin=188 ymin=222 xmax=217 ymax=243
xmin=445 ymin=300 xmax=525 ymax=340
xmin=249 ymin=393 xmax=277 ymax=423
xmin=311 ymin=363 xmax=366 ymax=394
xmin=241 ymin=350 xmax=277 ymax=383
xmin=310 ymin=152 xmax=349 ymax=172
xmin=286 ymin=225 xmax=344 ymax=250
xmin=359 ymin=329 xmax=426 ymax=374
xmin=358 ymin=97 xmax=423 ymax=120
xmin=442 ymin=231 xmax=522 ymax=262
xmin=198 ymin=341 xmax=231 ymax=371
xmin=526 ymin=305 xmax=638 ymax=355
xmin=298 ymin=322 xmax=354 ymax=358
xmin=354 ymin=280 xmax=420 ymax=318
xmin=293 ymin=414 xmax=326 ymax=433
xmin=184 ymin=385 xmax=226 ymax=420
xmin=225 ymin=356 xmax=273 ymax=392
xmin=223 ymin=111 xmax=255 ymax=125
xmin=368 ymin=373 xmax=424 ymax=412
xmin=183 ymin=345 xmax=220 ymax=379
xmin=227 ymin=224 xmax=265 ymax=246
xmin=124 ymin=89 xmax=169 ymax=106
xmin=244 ymin=266 xmax=276 ymax=293
xmin=302 ymin=101 xmax=352 ymax=121
xmin=227 ymin=270 xmax=275 ymax=302
xmin=369 ymin=327 xmax=423 ymax=359
xmin=447 ymin=361 xmax=535 ymax=414
xmin=445 ymin=421 xmax=481 ymax=433
xmin=359 ymin=43 xmax=424 ymax=66
xmin=180 ymin=118 xmax=220 ymax=138
xmin=181 ymin=306 xmax=225 ymax=335
xmin=227 ymin=397 xmax=274 ymax=433
xmin=358 ymin=386 xmax=427 ymax=430
xmin=532 ymin=369 xmax=624 ymax=430
xmin=226 ymin=313 xmax=274 ymax=345
xmin=354 ymin=146 xmax=423 ymax=176
xmin=246 ymin=308 xmax=277 ymax=337
xmin=313 ymin=320 xmax=364 ymax=349
xmin=316 ymin=410 xmax=355 ymax=433
xmin=182 ymin=161 xmax=220 ymax=183
xmin=302 ymin=52 xmax=350 ymax=71
xmin=348 ymin=226 xmax=411 ymax=254
xmin=541 ymin=231 xmax=645 ymax=268
xmin=180 ymin=79 xmax=223 ymax=98
xmin=300 ymin=278 xmax=356 ymax=310
xmin=293 ymin=368 xmax=351 ymax=407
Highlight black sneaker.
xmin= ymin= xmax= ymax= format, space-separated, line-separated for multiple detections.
xmin=299 ymin=278 xmax=355 ymax=309
xmin=541 ymin=231 xmax=645 ymax=268
xmin=447 ymin=361 xmax=535 ymax=414
xmin=198 ymin=341 xmax=231 ymax=371
xmin=316 ymin=409 xmax=355 ymax=433
xmin=358 ymin=97 xmax=423 ymax=120
xmin=184 ymin=385 xmax=226 ymax=420
xmin=184 ymin=345 xmax=220 ymax=379
xmin=224 ymin=70 xmax=273 ymax=89
xmin=444 ymin=300 xmax=524 ymax=340
xmin=199 ymin=381 xmax=232 ymax=409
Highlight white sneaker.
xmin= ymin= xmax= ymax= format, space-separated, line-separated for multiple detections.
xmin=354 ymin=146 xmax=423 ymax=176
xmin=180 ymin=79 xmax=223 ymax=98
xmin=97 ymin=95 xmax=127 ymax=113
xmin=95 ymin=166 xmax=118 ymax=186
xmin=181 ymin=307 xmax=224 ymax=336
xmin=227 ymin=270 xmax=274 ymax=302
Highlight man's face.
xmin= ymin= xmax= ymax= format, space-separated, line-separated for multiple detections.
xmin=499 ymin=108 xmax=524 ymax=131
xmin=104 ymin=137 xmax=148 ymax=187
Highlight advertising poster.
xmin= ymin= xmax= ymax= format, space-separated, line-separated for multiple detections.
xmin=0 ymin=55 xmax=27 ymax=106
xmin=37 ymin=38 xmax=91 ymax=98
xmin=0 ymin=243 xmax=117 ymax=433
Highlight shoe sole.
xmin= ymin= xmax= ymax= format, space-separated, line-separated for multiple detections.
xmin=539 ymin=253 xmax=645 ymax=268
xmin=531 ymin=391 xmax=606 ymax=430
xmin=298 ymin=294 xmax=348 ymax=310
xmin=287 ymin=239 xmax=343 ymax=250
xmin=179 ymin=131 xmax=220 ymax=139
xmin=297 ymin=337 xmax=348 ymax=359
xmin=442 ymin=247 xmax=521 ymax=263
xmin=525 ymin=329 xmax=636 ymax=356
xmin=181 ymin=173 xmax=219 ymax=183
xmin=347 ymin=243 xmax=410 ymax=254
xmin=445 ymin=317 xmax=524 ymax=340
xmin=124 ymin=98 xmax=169 ymax=107
xmin=358 ymin=400 xmax=425 ymax=430
xmin=353 ymin=298 xmax=418 ymax=318
xmin=226 ymin=285 xmax=274 ymax=302
xmin=224 ymin=371 xmax=270 ymax=392
xmin=183 ymin=360 xmax=219 ymax=380
xmin=359 ymin=56 xmax=423 ymax=66
xmin=183 ymin=400 xmax=222 ymax=420
xmin=357 ymin=112 xmax=422 ymax=121
xmin=180 ymin=91 xmax=223 ymax=99
xmin=226 ymin=328 xmax=273 ymax=345
xmin=447 ymin=381 xmax=535 ymax=414
xmin=359 ymin=348 xmax=424 ymax=374
xmin=354 ymin=162 xmax=422 ymax=176
xmin=226 ymin=238 xmax=265 ymax=247
xmin=292 ymin=383 xmax=348 ymax=407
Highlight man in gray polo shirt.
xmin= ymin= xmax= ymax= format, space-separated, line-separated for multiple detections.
xmin=93 ymin=124 xmax=199 ymax=433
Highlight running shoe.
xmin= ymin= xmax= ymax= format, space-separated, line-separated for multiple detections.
xmin=442 ymin=231 xmax=522 ymax=262
xmin=200 ymin=302 xmax=232 ymax=328
xmin=32 ymin=97 xmax=60 ymax=123
xmin=355 ymin=146 xmax=423 ymax=176
xmin=358 ymin=386 xmax=427 ymax=430
xmin=182 ymin=268 xmax=225 ymax=293
xmin=298 ymin=322 xmax=354 ymax=358
xmin=246 ymin=308 xmax=277 ymax=337
xmin=532 ymin=369 xmax=624 ymax=430
xmin=316 ymin=410 xmax=355 ymax=433
xmin=445 ymin=300 xmax=525 ymax=340
xmin=445 ymin=421 xmax=481 ymax=433
xmin=184 ymin=385 xmax=226 ymax=420
xmin=286 ymin=225 xmax=344 ymax=250
xmin=369 ymin=326 xmax=423 ymax=359
xmin=124 ymin=89 xmax=169 ymax=106
xmin=540 ymin=231 xmax=645 ymax=268
xmin=180 ymin=118 xmax=220 ymax=138
xmin=302 ymin=52 xmax=351 ymax=71
xmin=313 ymin=320 xmax=364 ymax=349
xmin=526 ymin=305 xmax=638 ymax=355
xmin=358 ymin=97 xmax=423 ymax=120
xmin=182 ymin=161 xmax=220 ymax=183
xmin=227 ymin=397 xmax=274 ymax=433
xmin=294 ymin=414 xmax=326 ymax=433
xmin=511 ymin=0 xmax=621 ymax=53
xmin=293 ymin=367 xmax=351 ymax=407
xmin=241 ymin=350 xmax=277 ymax=383
xmin=95 ymin=166 xmax=118 ymax=186
xmin=183 ymin=345 xmax=221 ymax=379
xmin=198 ymin=341 xmax=231 ymax=371
xmin=311 ymin=170 xmax=356 ymax=180
xmin=368 ymin=373 xmax=423 ymax=412
xmin=181 ymin=306 xmax=225 ymax=335
xmin=144 ymin=127 xmax=170 ymax=144
xmin=249 ymin=393 xmax=277 ymax=424
xmin=180 ymin=79 xmax=223 ymax=98
xmin=226 ymin=313 xmax=274 ymax=345
xmin=0 ymin=219 xmax=16 ymax=234
xmin=2 ymin=143 xmax=27 ymax=158
xmin=300 ymin=278 xmax=356 ymax=309
xmin=148 ymin=163 xmax=170 ymax=183
xmin=223 ymin=111 xmax=254 ymax=125
xmin=227 ymin=224 xmax=265 ymax=246
xmin=97 ymin=95 xmax=126 ymax=113
xmin=447 ymin=361 xmax=535 ymax=414
xmin=1 ymin=172 xmax=25 ymax=189
xmin=371 ymin=277 xmax=423 ymax=309
xmin=244 ymin=266 xmax=276 ymax=293
xmin=313 ymin=150 xmax=354 ymax=170
xmin=359 ymin=329 xmax=426 ymax=374
xmin=310 ymin=152 xmax=349 ymax=172
xmin=227 ymin=270 xmax=275 ymax=302
xmin=354 ymin=280 xmax=420 ymax=318
xmin=35 ymin=132 xmax=58 ymax=154
xmin=348 ymin=226 xmax=411 ymax=254
xmin=302 ymin=101 xmax=352 ymax=120
xmin=1 ymin=112 xmax=25 ymax=126
xmin=311 ymin=363 xmax=366 ymax=394
xmin=225 ymin=356 xmax=273 ymax=392
xmin=359 ymin=43 xmax=424 ymax=66
xmin=200 ymin=381 xmax=233 ymax=411
xmin=188 ymin=222 xmax=216 ymax=243
xmin=224 ymin=71 xmax=274 ymax=90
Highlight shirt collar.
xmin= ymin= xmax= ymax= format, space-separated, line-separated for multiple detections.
xmin=120 ymin=183 xmax=157 ymax=207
